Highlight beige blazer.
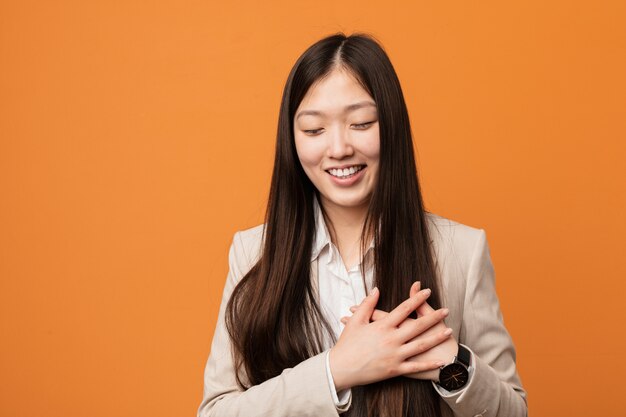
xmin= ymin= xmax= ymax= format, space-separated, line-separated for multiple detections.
xmin=198 ymin=213 xmax=528 ymax=417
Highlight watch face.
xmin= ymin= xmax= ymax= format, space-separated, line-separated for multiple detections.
xmin=439 ymin=363 xmax=469 ymax=390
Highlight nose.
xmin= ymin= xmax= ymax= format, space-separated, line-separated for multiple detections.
xmin=325 ymin=126 xmax=354 ymax=159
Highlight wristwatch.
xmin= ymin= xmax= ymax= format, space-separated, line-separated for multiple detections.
xmin=437 ymin=344 xmax=471 ymax=391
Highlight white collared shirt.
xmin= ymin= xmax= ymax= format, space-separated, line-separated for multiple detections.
xmin=311 ymin=196 xmax=373 ymax=411
xmin=312 ymin=197 xmax=375 ymax=348
xmin=311 ymin=196 xmax=474 ymax=412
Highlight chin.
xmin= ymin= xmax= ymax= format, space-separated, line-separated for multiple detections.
xmin=323 ymin=193 xmax=370 ymax=209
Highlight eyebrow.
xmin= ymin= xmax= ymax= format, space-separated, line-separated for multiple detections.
xmin=295 ymin=101 xmax=377 ymax=121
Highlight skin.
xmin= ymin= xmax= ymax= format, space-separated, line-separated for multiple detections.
xmin=293 ymin=66 xmax=458 ymax=391
xmin=342 ymin=282 xmax=460 ymax=384
xmin=294 ymin=66 xmax=380 ymax=269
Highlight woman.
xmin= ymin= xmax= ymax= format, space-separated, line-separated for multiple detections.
xmin=198 ymin=33 xmax=527 ymax=417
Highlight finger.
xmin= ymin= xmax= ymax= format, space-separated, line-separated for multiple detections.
xmin=349 ymin=305 xmax=388 ymax=321
xmin=399 ymin=327 xmax=453 ymax=359
xmin=396 ymin=308 xmax=449 ymax=341
xmin=350 ymin=301 xmax=440 ymax=327
xmin=347 ymin=283 xmax=421 ymax=312
xmin=349 ymin=282 xmax=420 ymax=312
xmin=410 ymin=281 xmax=420 ymax=297
xmin=350 ymin=287 xmax=380 ymax=324
xmin=371 ymin=309 xmax=387 ymax=321
xmin=416 ymin=299 xmax=437 ymax=316
xmin=410 ymin=282 xmax=421 ymax=318
xmin=397 ymin=358 xmax=446 ymax=376
xmin=349 ymin=286 xmax=436 ymax=323
xmin=385 ymin=289 xmax=431 ymax=327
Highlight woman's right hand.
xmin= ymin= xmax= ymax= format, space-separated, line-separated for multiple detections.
xmin=328 ymin=287 xmax=453 ymax=391
xmin=342 ymin=282 xmax=458 ymax=381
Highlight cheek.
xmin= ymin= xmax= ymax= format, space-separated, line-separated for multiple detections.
xmin=361 ymin=133 xmax=381 ymax=162
xmin=294 ymin=137 xmax=324 ymax=168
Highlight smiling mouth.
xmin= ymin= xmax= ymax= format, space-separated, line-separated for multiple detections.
xmin=326 ymin=165 xmax=366 ymax=179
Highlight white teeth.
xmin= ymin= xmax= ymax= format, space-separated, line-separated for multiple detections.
xmin=328 ymin=165 xmax=364 ymax=178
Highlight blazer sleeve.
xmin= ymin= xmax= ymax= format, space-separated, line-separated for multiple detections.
xmin=197 ymin=231 xmax=342 ymax=417
xmin=437 ymin=229 xmax=528 ymax=417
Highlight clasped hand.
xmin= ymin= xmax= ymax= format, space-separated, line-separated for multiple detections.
xmin=328 ymin=282 xmax=458 ymax=391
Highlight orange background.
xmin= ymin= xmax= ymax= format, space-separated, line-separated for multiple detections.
xmin=1 ymin=1 xmax=625 ymax=416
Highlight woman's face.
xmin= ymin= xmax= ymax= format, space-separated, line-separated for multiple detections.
xmin=293 ymin=67 xmax=380 ymax=212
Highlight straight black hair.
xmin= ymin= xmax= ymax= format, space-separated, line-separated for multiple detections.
xmin=226 ymin=32 xmax=442 ymax=417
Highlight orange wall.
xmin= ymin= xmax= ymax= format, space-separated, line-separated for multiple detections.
xmin=1 ymin=1 xmax=624 ymax=416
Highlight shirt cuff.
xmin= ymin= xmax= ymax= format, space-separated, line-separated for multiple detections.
xmin=432 ymin=343 xmax=475 ymax=397
xmin=325 ymin=350 xmax=352 ymax=412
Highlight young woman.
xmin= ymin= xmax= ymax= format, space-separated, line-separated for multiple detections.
xmin=198 ymin=33 xmax=527 ymax=417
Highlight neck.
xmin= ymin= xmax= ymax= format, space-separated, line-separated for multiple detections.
xmin=318 ymin=196 xmax=372 ymax=268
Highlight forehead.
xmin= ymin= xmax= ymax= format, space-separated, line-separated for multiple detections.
xmin=296 ymin=68 xmax=375 ymax=116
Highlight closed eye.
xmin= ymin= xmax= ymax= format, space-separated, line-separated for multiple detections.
xmin=352 ymin=121 xmax=376 ymax=129
xmin=303 ymin=128 xmax=324 ymax=135
xmin=302 ymin=120 xmax=376 ymax=135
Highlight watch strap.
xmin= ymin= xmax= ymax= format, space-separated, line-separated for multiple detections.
xmin=456 ymin=343 xmax=471 ymax=367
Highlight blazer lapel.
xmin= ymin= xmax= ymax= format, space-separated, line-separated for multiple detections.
xmin=310 ymin=256 xmax=320 ymax=303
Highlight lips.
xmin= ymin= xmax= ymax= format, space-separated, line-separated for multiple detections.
xmin=326 ymin=164 xmax=366 ymax=178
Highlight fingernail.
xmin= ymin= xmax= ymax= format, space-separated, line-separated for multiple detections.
xmin=443 ymin=328 xmax=453 ymax=336
xmin=442 ymin=308 xmax=449 ymax=316
xmin=421 ymin=288 xmax=431 ymax=296
xmin=350 ymin=306 xmax=356 ymax=312
xmin=370 ymin=287 xmax=378 ymax=296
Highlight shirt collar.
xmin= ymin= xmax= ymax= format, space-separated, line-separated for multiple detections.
xmin=311 ymin=195 xmax=332 ymax=262
xmin=310 ymin=194 xmax=375 ymax=263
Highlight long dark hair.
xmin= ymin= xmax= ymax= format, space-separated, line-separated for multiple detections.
xmin=226 ymin=32 xmax=442 ymax=417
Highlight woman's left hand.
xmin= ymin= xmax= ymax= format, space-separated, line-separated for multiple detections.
xmin=340 ymin=282 xmax=458 ymax=381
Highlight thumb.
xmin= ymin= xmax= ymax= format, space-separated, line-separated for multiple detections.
xmin=351 ymin=287 xmax=379 ymax=324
